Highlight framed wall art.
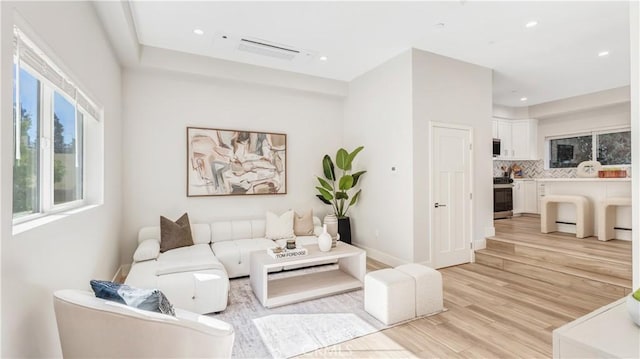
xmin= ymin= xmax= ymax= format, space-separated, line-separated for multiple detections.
xmin=186 ymin=127 xmax=287 ymax=196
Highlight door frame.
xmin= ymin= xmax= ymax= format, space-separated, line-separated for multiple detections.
xmin=428 ymin=121 xmax=474 ymax=268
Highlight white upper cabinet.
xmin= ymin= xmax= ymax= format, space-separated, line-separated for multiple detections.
xmin=493 ymin=118 xmax=538 ymax=160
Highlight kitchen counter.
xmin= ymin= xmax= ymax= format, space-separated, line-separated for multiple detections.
xmin=536 ymin=177 xmax=630 ymax=182
xmin=537 ymin=178 xmax=631 ymax=240
xmin=512 ymin=177 xmax=630 ymax=182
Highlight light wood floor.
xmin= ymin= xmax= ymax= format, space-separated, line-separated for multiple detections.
xmin=301 ymin=217 xmax=631 ymax=358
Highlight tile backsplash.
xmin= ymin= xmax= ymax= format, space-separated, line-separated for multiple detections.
xmin=493 ymin=160 xmax=577 ymax=178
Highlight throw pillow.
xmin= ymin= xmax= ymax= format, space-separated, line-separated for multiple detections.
xmin=293 ymin=209 xmax=314 ymax=236
xmin=133 ymin=239 xmax=160 ymax=262
xmin=265 ymin=210 xmax=295 ymax=240
xmin=89 ymin=280 xmax=175 ymax=316
xmin=160 ymin=213 xmax=194 ymax=253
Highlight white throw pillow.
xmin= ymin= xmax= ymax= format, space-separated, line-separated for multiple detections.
xmin=265 ymin=210 xmax=295 ymax=240
xmin=133 ymin=239 xmax=160 ymax=262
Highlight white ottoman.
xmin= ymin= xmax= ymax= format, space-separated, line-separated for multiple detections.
xmin=364 ymin=268 xmax=415 ymax=325
xmin=395 ymin=263 xmax=443 ymax=316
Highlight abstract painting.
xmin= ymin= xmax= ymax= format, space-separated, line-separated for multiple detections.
xmin=187 ymin=127 xmax=286 ymax=196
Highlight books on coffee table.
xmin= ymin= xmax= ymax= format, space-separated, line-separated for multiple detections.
xmin=267 ymin=246 xmax=308 ymax=259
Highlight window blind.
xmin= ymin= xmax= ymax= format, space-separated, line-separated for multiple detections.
xmin=13 ymin=27 xmax=101 ymax=120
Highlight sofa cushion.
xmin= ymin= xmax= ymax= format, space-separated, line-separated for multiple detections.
xmin=133 ymin=239 xmax=160 ymax=262
xmin=160 ymin=213 xmax=194 ymax=253
xmin=157 ymin=244 xmax=225 ymax=276
xmin=139 ymin=224 xmax=210 ymax=245
xmin=265 ymin=210 xmax=294 ymax=240
xmin=294 ymin=209 xmax=314 ymax=236
xmin=211 ymin=220 xmax=265 ymax=243
xmin=90 ymin=280 xmax=175 ymax=316
xmin=211 ymin=238 xmax=278 ymax=278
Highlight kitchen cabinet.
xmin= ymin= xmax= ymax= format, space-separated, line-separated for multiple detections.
xmin=513 ymin=179 xmax=538 ymax=214
xmin=492 ymin=120 xmax=498 ymax=139
xmin=493 ymin=118 xmax=538 ymax=160
xmin=513 ymin=180 xmax=525 ymax=214
xmin=523 ymin=180 xmax=538 ymax=213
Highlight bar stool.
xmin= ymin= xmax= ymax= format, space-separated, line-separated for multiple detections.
xmin=541 ymin=195 xmax=593 ymax=238
xmin=597 ymin=197 xmax=631 ymax=241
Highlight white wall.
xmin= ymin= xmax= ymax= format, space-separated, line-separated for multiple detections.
xmin=121 ymin=68 xmax=344 ymax=262
xmin=0 ymin=2 xmax=123 ymax=357
xmin=412 ymin=49 xmax=494 ymax=260
xmin=493 ymin=104 xmax=530 ymax=120
xmin=630 ymin=1 xmax=639 ymax=289
xmin=537 ymin=103 xmax=631 ymax=158
xmin=529 ymin=86 xmax=630 ymax=119
xmin=343 ymin=50 xmax=414 ymax=265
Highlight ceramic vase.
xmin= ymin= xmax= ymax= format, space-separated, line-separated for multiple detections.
xmin=324 ymin=214 xmax=338 ymax=239
xmin=318 ymin=224 xmax=332 ymax=252
xmin=627 ymin=294 xmax=640 ymax=327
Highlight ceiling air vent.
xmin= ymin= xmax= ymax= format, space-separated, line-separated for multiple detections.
xmin=238 ymin=38 xmax=299 ymax=61
xmin=213 ymin=33 xmax=316 ymax=63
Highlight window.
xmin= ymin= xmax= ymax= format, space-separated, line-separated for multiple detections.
xmin=548 ymin=130 xmax=631 ymax=168
xmin=12 ymin=27 xmax=99 ymax=223
xmin=13 ymin=67 xmax=40 ymax=217
xmin=597 ymin=131 xmax=631 ymax=165
xmin=549 ymin=135 xmax=592 ymax=168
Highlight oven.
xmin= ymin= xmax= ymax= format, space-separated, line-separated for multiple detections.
xmin=493 ymin=177 xmax=513 ymax=219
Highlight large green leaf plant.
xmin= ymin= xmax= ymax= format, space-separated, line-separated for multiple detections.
xmin=316 ymin=146 xmax=366 ymax=218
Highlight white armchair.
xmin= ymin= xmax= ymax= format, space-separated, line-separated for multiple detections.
xmin=53 ymin=289 xmax=235 ymax=358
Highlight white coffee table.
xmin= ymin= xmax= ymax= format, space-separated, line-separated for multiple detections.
xmin=249 ymin=242 xmax=366 ymax=308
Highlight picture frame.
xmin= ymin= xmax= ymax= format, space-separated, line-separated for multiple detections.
xmin=186 ymin=127 xmax=287 ymax=196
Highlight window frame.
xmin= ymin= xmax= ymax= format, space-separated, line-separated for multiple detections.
xmin=545 ymin=127 xmax=631 ymax=169
xmin=12 ymin=44 xmax=90 ymax=225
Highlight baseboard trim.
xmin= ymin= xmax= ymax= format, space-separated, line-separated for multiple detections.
xmin=485 ymin=226 xmax=496 ymax=237
xmin=473 ymin=239 xmax=487 ymax=251
xmin=112 ymin=264 xmax=131 ymax=283
xmin=352 ymin=242 xmax=410 ymax=267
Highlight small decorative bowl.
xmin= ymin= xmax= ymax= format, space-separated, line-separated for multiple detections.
xmin=627 ymin=294 xmax=640 ymax=327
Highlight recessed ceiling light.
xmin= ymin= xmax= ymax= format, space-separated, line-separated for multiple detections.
xmin=525 ymin=21 xmax=538 ymax=28
xmin=319 ymin=56 xmax=328 ymax=61
xmin=598 ymin=51 xmax=610 ymax=57
xmin=520 ymin=97 xmax=528 ymax=102
xmin=193 ymin=29 xmax=204 ymax=36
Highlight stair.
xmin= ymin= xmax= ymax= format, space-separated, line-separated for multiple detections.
xmin=476 ymin=235 xmax=632 ymax=301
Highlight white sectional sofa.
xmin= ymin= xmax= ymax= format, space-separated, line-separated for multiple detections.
xmin=125 ymin=217 xmax=323 ymax=314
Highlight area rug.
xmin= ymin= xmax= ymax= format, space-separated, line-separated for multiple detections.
xmin=209 ymin=264 xmax=385 ymax=358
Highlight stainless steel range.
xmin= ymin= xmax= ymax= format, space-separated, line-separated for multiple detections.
xmin=493 ymin=177 xmax=514 ymax=219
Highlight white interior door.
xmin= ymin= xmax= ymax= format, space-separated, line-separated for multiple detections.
xmin=431 ymin=124 xmax=472 ymax=268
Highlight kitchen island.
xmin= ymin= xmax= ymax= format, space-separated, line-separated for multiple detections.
xmin=536 ymin=177 xmax=631 ymax=239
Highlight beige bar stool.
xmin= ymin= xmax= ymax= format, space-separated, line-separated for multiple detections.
xmin=597 ymin=197 xmax=631 ymax=241
xmin=541 ymin=195 xmax=593 ymax=238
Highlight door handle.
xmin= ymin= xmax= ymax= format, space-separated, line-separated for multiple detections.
xmin=435 ymin=203 xmax=447 ymax=208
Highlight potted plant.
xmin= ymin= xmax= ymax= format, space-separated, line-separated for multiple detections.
xmin=315 ymin=146 xmax=366 ymax=244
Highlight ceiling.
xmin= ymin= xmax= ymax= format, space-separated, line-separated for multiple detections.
xmin=121 ymin=1 xmax=630 ymax=107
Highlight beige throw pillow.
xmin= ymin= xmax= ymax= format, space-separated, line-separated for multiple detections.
xmin=293 ymin=209 xmax=314 ymax=236
xmin=160 ymin=213 xmax=194 ymax=253
xmin=265 ymin=210 xmax=295 ymax=240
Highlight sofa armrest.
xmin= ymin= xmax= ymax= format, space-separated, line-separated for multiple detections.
xmin=133 ymin=239 xmax=160 ymax=262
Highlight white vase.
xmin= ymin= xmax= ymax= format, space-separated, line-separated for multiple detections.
xmin=318 ymin=224 xmax=332 ymax=252
xmin=627 ymin=294 xmax=640 ymax=327
xmin=324 ymin=214 xmax=338 ymax=239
